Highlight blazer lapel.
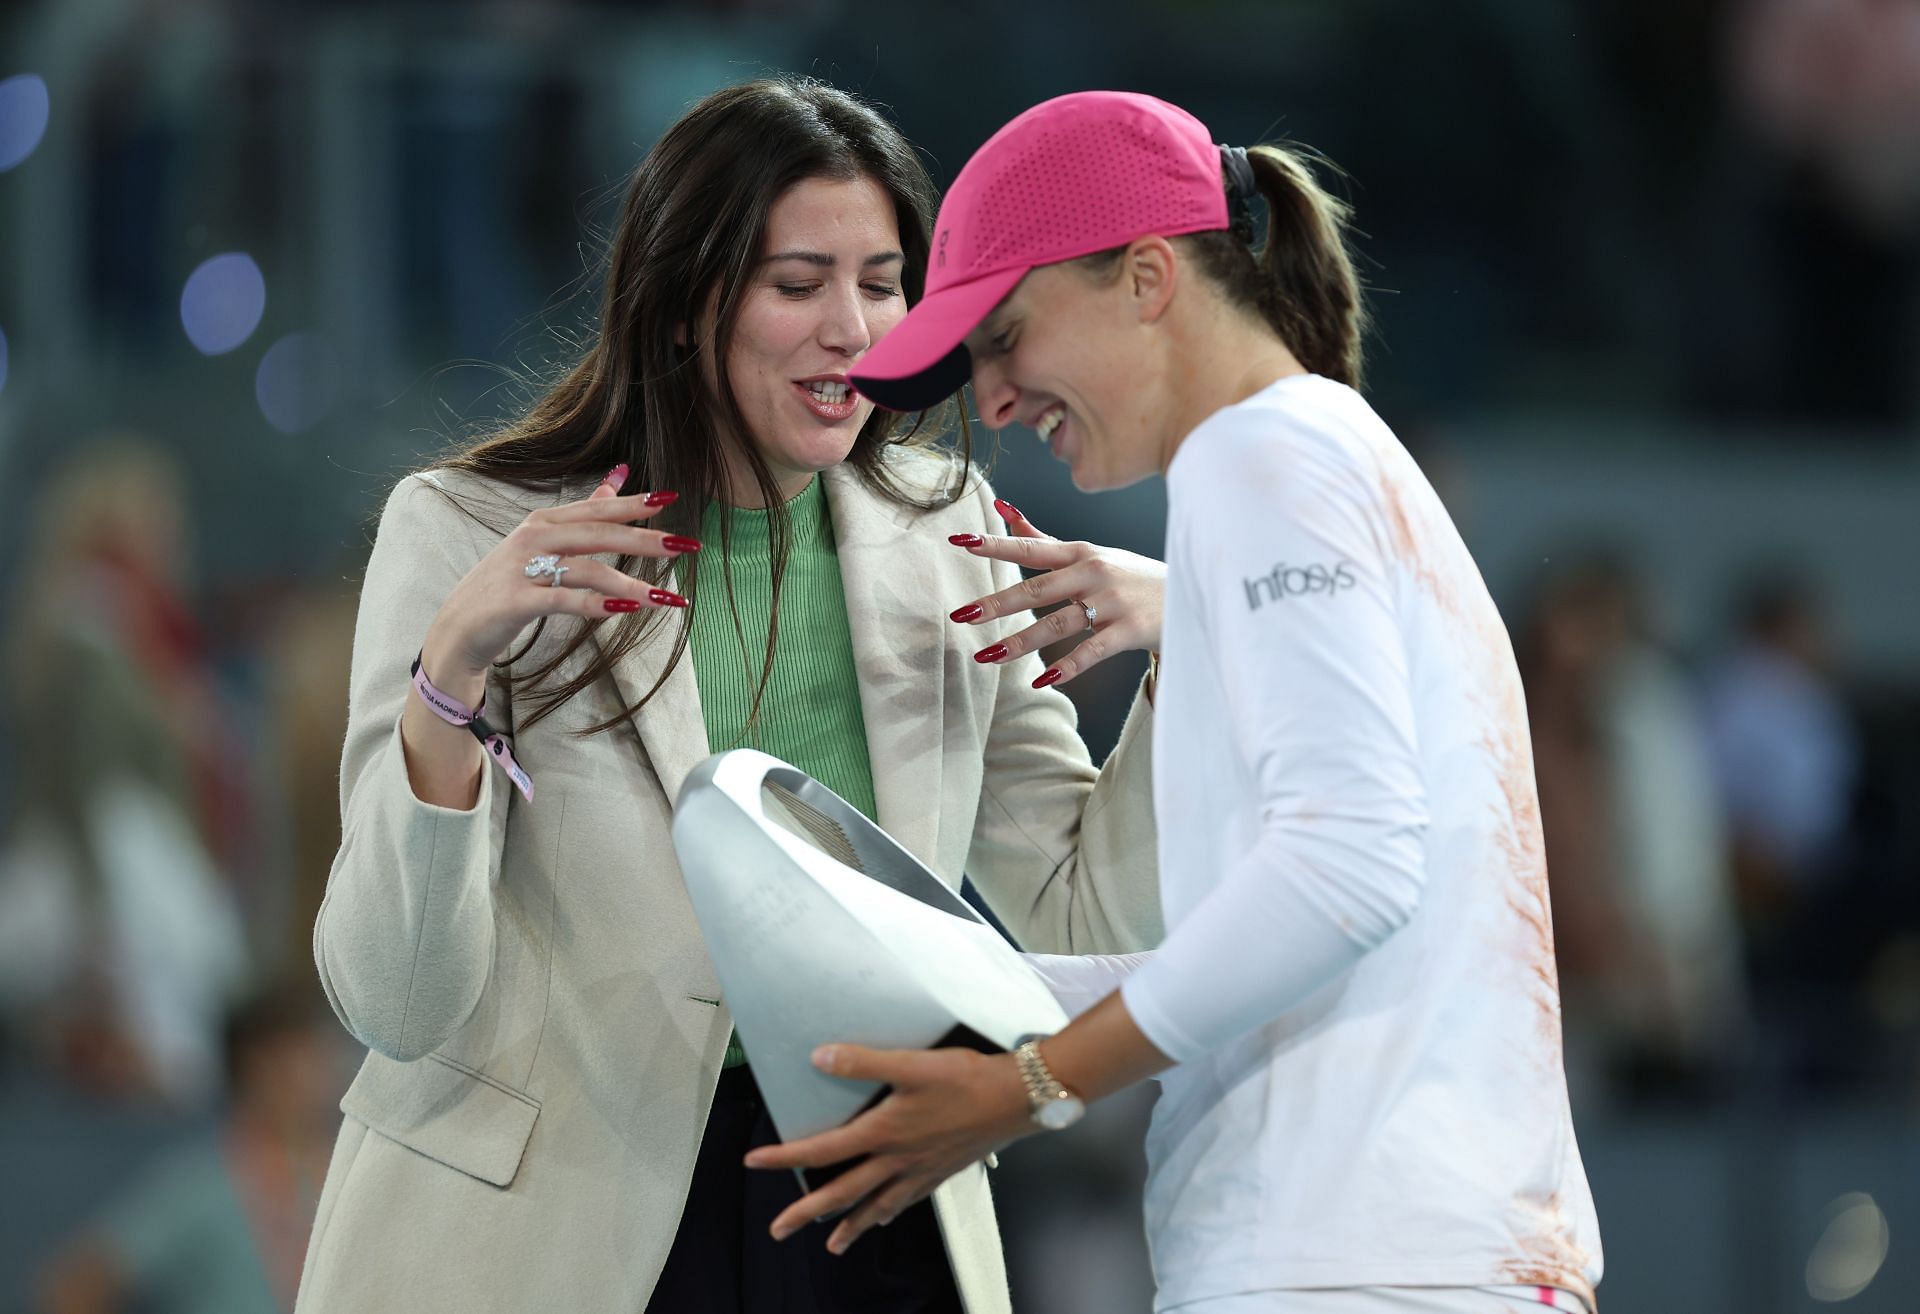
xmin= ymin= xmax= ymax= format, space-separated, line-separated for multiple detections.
xmin=823 ymin=464 xmax=946 ymax=868
xmin=604 ymin=559 xmax=712 ymax=809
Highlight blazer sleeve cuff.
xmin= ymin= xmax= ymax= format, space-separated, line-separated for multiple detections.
xmin=317 ymin=713 xmax=500 ymax=1060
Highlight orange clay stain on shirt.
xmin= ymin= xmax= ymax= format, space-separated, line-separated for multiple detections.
xmin=1377 ymin=470 xmax=1461 ymax=621
xmin=1371 ymin=444 xmax=1591 ymax=1306
xmin=1476 ymin=591 xmax=1565 ymax=1061
xmin=1484 ymin=713 xmax=1565 ymax=1059
xmin=1497 ymin=1190 xmax=1597 ymax=1304
xmin=1376 ymin=461 xmax=1564 ymax=1058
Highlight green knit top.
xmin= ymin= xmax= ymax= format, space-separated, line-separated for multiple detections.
xmin=685 ymin=476 xmax=878 ymax=1068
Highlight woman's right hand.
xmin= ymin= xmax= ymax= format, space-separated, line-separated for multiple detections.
xmin=403 ymin=464 xmax=697 ymax=808
xmin=420 ymin=464 xmax=698 ymax=684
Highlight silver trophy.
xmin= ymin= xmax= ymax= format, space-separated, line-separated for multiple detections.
xmin=671 ymin=750 xmax=1067 ymax=1185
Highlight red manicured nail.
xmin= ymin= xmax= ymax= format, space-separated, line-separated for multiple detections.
xmin=949 ymin=603 xmax=984 ymax=623
xmin=662 ymin=535 xmax=702 ymax=553
xmin=1033 ymin=668 xmax=1063 ymax=688
xmin=994 ymin=498 xmax=1022 ymax=521
xmin=650 ymin=588 xmax=689 ymax=608
xmin=603 ymin=463 xmax=630 ymax=488
xmin=974 ymin=643 xmax=1009 ymax=664
xmin=949 ymin=533 xmax=984 ymax=547
xmin=644 ymin=490 xmax=679 ymax=507
xmin=604 ymin=598 xmax=643 ymax=613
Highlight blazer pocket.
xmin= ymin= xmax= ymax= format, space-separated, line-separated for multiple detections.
xmin=339 ymin=1048 xmax=541 ymax=1188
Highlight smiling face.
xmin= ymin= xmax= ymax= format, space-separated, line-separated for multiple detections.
xmin=710 ymin=173 xmax=907 ymax=505
xmin=962 ymin=252 xmax=1176 ymax=492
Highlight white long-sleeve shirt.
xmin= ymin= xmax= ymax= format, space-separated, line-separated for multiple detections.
xmin=1115 ymin=375 xmax=1602 ymax=1309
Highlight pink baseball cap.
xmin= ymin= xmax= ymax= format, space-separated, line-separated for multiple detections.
xmin=851 ymin=90 xmax=1233 ymax=413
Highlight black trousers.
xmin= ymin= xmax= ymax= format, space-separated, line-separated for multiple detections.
xmin=644 ymin=1064 xmax=966 ymax=1314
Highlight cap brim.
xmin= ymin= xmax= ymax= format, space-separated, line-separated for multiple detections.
xmin=850 ymin=266 xmax=1028 ymax=413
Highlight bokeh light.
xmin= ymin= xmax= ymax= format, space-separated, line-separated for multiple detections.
xmin=0 ymin=74 xmax=50 ymax=171
xmin=254 ymin=332 xmax=339 ymax=435
xmin=1806 ymin=1191 xmax=1890 ymax=1302
xmin=179 ymin=252 xmax=266 ymax=356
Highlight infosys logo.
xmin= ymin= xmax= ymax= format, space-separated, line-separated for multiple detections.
xmin=1243 ymin=560 xmax=1358 ymax=611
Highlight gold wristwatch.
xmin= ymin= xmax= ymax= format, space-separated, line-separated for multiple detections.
xmin=1013 ymin=1038 xmax=1085 ymax=1131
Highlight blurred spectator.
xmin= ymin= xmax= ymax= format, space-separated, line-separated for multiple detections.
xmin=261 ymin=575 xmax=359 ymax=974
xmin=0 ymin=436 xmax=249 ymax=1103
xmin=1695 ymin=0 xmax=1920 ymax=423
xmin=34 ymin=981 xmax=347 ymax=1314
xmin=1520 ymin=551 xmax=1746 ymax=1105
xmin=1699 ymin=570 xmax=1878 ymax=1096
xmin=1734 ymin=0 xmax=1920 ymax=230
xmin=1702 ymin=568 xmax=1860 ymax=921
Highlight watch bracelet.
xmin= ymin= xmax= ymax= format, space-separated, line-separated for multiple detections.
xmin=1014 ymin=1038 xmax=1065 ymax=1107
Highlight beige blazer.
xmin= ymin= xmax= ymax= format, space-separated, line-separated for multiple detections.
xmin=294 ymin=453 xmax=1163 ymax=1314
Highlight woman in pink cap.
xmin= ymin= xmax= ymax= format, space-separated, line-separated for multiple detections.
xmin=749 ymin=91 xmax=1605 ymax=1314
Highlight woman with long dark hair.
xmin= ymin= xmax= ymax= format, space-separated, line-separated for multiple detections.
xmin=294 ymin=79 xmax=1167 ymax=1314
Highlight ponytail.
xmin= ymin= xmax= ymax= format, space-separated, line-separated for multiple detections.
xmin=1242 ymin=145 xmax=1366 ymax=390
xmin=1159 ymin=145 xmax=1366 ymax=389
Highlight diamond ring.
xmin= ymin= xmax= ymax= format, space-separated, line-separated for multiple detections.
xmin=524 ymin=554 xmax=568 ymax=586
xmin=1077 ymin=599 xmax=1098 ymax=629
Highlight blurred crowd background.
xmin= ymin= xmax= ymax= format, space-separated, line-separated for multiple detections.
xmin=3 ymin=0 xmax=1919 ymax=1311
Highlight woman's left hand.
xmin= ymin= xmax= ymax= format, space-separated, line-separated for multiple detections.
xmin=948 ymin=499 xmax=1164 ymax=688
xmin=744 ymin=1043 xmax=1034 ymax=1254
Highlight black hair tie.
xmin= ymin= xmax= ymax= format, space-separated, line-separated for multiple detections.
xmin=1219 ymin=144 xmax=1258 ymax=245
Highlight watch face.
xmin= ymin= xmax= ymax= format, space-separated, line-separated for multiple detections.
xmin=1036 ymin=1094 xmax=1085 ymax=1131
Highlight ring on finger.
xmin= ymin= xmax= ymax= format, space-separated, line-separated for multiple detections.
xmin=1074 ymin=598 xmax=1098 ymax=630
xmin=524 ymin=553 xmax=569 ymax=587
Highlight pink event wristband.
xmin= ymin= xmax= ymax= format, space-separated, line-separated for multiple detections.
xmin=410 ymin=651 xmax=534 ymax=801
